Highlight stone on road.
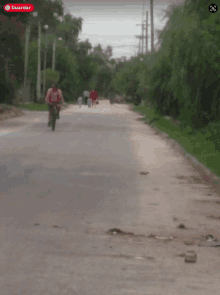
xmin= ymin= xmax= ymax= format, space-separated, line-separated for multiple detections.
xmin=1 ymin=100 xmax=220 ymax=295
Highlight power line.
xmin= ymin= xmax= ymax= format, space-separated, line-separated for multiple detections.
xmin=80 ymin=34 xmax=139 ymax=37
xmin=112 ymin=45 xmax=137 ymax=47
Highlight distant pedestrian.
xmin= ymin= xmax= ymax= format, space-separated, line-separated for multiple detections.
xmin=90 ymin=90 xmax=98 ymax=108
xmin=83 ymin=90 xmax=90 ymax=105
xmin=78 ymin=96 xmax=82 ymax=108
xmin=88 ymin=97 xmax=92 ymax=108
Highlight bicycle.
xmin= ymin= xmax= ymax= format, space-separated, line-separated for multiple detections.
xmin=48 ymin=104 xmax=58 ymax=131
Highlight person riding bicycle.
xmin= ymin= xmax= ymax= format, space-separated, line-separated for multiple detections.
xmin=45 ymin=83 xmax=65 ymax=126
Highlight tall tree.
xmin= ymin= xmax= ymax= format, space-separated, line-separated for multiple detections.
xmin=104 ymin=45 xmax=113 ymax=60
xmin=60 ymin=13 xmax=82 ymax=50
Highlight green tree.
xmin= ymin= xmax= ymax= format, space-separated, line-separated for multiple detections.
xmin=0 ymin=0 xmax=64 ymax=104
xmin=29 ymin=0 xmax=64 ymax=41
xmin=104 ymin=45 xmax=113 ymax=60
xmin=73 ymin=39 xmax=95 ymax=93
xmin=41 ymin=69 xmax=60 ymax=93
xmin=59 ymin=13 xmax=82 ymax=52
xmin=114 ymin=56 xmax=143 ymax=105
xmin=55 ymin=45 xmax=80 ymax=102
xmin=142 ymin=0 xmax=220 ymax=128
xmin=88 ymin=43 xmax=114 ymax=94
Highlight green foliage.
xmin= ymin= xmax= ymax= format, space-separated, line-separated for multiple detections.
xmin=104 ymin=45 xmax=113 ymax=60
xmin=74 ymin=40 xmax=96 ymax=92
xmin=87 ymin=44 xmax=114 ymax=94
xmin=56 ymin=13 xmax=82 ymax=47
xmin=1 ymin=0 xmax=113 ymax=105
xmin=29 ymin=0 xmax=64 ymax=41
xmin=41 ymin=68 xmax=60 ymax=90
xmin=134 ymin=1 xmax=220 ymax=129
xmin=27 ymin=40 xmax=39 ymax=86
xmin=113 ymin=56 xmax=144 ymax=105
xmin=59 ymin=79 xmax=74 ymax=101
xmin=55 ymin=45 xmax=80 ymax=101
xmin=0 ymin=14 xmax=25 ymax=92
xmin=28 ymin=39 xmax=79 ymax=101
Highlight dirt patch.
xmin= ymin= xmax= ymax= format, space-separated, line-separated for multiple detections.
xmin=128 ymin=105 xmax=134 ymax=111
xmin=136 ymin=117 xmax=145 ymax=121
xmin=207 ymin=215 xmax=220 ymax=220
xmin=112 ymin=254 xmax=132 ymax=259
xmin=197 ymin=200 xmax=220 ymax=205
xmin=173 ymin=216 xmax=178 ymax=221
xmin=177 ymin=223 xmax=187 ymax=229
xmin=139 ymin=171 xmax=149 ymax=175
xmin=107 ymin=228 xmax=147 ymax=239
xmin=107 ymin=228 xmax=134 ymax=236
xmin=176 ymin=253 xmax=185 ymax=257
xmin=184 ymin=240 xmax=195 ymax=246
xmin=176 ymin=175 xmax=204 ymax=184
xmin=0 ymin=105 xmax=24 ymax=121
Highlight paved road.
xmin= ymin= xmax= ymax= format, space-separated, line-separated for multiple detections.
xmin=1 ymin=101 xmax=220 ymax=295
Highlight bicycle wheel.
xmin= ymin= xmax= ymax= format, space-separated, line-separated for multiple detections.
xmin=52 ymin=107 xmax=56 ymax=131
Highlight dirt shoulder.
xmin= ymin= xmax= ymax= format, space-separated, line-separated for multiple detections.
xmin=130 ymin=104 xmax=220 ymax=197
xmin=0 ymin=102 xmax=72 ymax=122
xmin=0 ymin=104 xmax=24 ymax=121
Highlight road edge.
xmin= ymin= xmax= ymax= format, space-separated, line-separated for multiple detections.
xmin=130 ymin=105 xmax=220 ymax=196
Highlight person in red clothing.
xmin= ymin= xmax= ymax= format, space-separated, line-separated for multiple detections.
xmin=45 ymin=83 xmax=65 ymax=126
xmin=90 ymin=90 xmax=98 ymax=108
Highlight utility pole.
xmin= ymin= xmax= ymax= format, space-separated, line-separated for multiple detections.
xmin=139 ymin=37 xmax=141 ymax=54
xmin=136 ymin=24 xmax=145 ymax=54
xmin=136 ymin=0 xmax=147 ymax=55
xmin=141 ymin=0 xmax=145 ymax=54
xmin=24 ymin=22 xmax=31 ymax=88
xmin=37 ymin=18 xmax=41 ymax=102
xmin=52 ymin=38 xmax=56 ymax=70
xmin=133 ymin=45 xmax=138 ymax=57
xmin=146 ymin=11 xmax=148 ymax=54
xmin=150 ymin=0 xmax=154 ymax=52
xmin=135 ymin=35 xmax=142 ymax=55
xmin=43 ymin=25 xmax=49 ymax=98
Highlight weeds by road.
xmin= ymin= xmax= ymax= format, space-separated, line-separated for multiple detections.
xmin=17 ymin=102 xmax=71 ymax=111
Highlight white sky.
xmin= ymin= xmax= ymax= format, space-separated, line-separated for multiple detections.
xmin=63 ymin=0 xmax=184 ymax=59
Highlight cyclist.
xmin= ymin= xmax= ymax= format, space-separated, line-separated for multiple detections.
xmin=45 ymin=83 xmax=65 ymax=126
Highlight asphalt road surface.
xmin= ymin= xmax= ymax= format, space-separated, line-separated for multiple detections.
xmin=1 ymin=101 xmax=220 ymax=295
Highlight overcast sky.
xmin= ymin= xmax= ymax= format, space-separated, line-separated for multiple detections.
xmin=62 ymin=0 xmax=184 ymax=58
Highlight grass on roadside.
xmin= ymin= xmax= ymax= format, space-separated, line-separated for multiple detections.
xmin=17 ymin=103 xmax=49 ymax=111
xmin=133 ymin=104 xmax=220 ymax=179
xmin=17 ymin=101 xmax=75 ymax=111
